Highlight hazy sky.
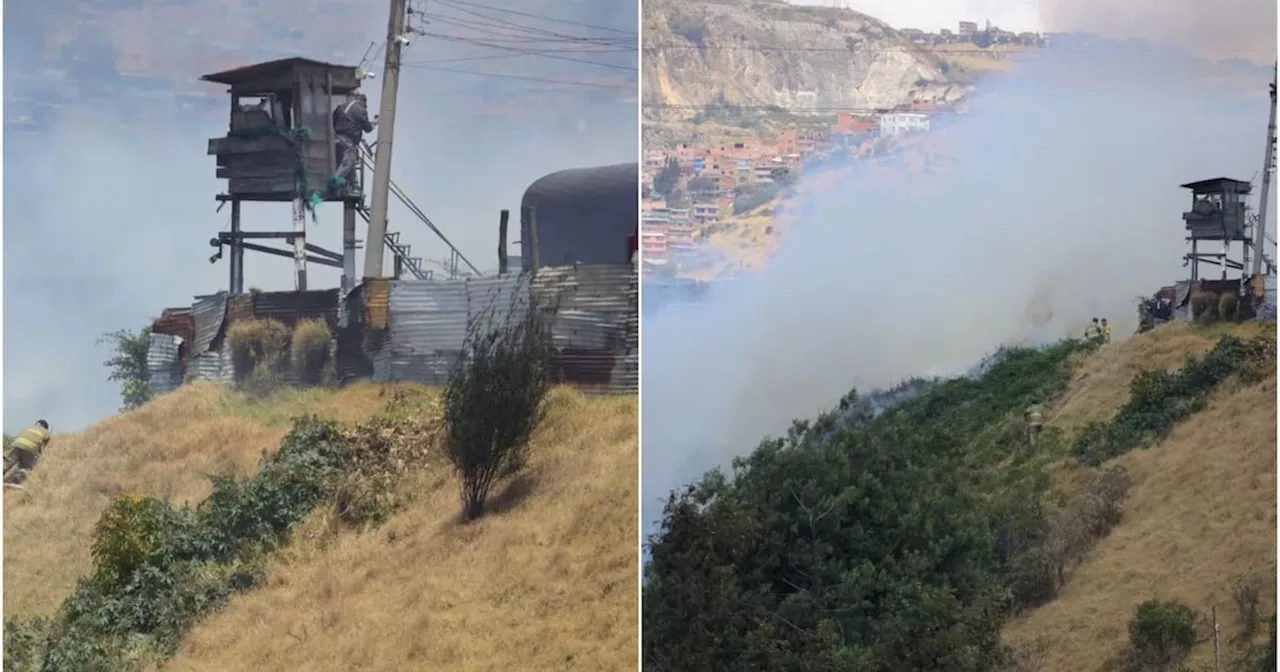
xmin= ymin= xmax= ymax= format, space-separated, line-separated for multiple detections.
xmin=3 ymin=0 xmax=637 ymax=434
xmin=795 ymin=0 xmax=1041 ymax=33
xmin=800 ymin=0 xmax=1276 ymax=62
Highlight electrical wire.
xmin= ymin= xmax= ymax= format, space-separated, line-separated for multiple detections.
xmin=433 ymin=0 xmax=636 ymax=36
xmin=401 ymin=64 xmax=634 ymax=90
xmin=409 ymin=32 xmax=636 ymax=70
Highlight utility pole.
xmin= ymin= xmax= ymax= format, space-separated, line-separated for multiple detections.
xmin=363 ymin=0 xmax=409 ymax=279
xmin=1252 ymin=65 xmax=1276 ymax=277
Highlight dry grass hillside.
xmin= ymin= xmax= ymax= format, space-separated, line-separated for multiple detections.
xmin=3 ymin=382 xmax=638 ymax=671
xmin=1005 ymin=321 xmax=1277 ymax=670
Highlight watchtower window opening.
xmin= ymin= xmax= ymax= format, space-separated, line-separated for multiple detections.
xmin=231 ymin=93 xmax=293 ymax=132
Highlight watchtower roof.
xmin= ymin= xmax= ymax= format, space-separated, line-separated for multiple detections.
xmin=1179 ymin=177 xmax=1253 ymax=194
xmin=200 ymin=57 xmax=362 ymax=94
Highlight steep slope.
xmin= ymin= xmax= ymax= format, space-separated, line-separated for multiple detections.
xmin=642 ymin=0 xmax=970 ymax=123
xmin=1007 ymin=322 xmax=1277 ymax=669
xmin=3 ymin=383 xmax=638 ymax=671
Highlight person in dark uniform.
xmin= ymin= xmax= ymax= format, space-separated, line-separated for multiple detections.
xmin=332 ymin=93 xmax=378 ymax=194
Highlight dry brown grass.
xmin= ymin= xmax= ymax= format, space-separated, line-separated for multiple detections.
xmin=162 ymin=387 xmax=637 ymax=672
xmin=5 ymin=381 xmax=637 ymax=672
xmin=3 ymin=382 xmax=438 ymax=618
xmin=1005 ymin=322 xmax=1277 ymax=670
xmin=1047 ymin=321 xmax=1270 ymax=434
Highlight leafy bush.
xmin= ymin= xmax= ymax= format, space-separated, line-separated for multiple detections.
xmin=443 ymin=284 xmax=554 ymax=521
xmin=1219 ymin=292 xmax=1240 ymax=322
xmin=98 ymin=325 xmax=152 ymax=410
xmin=291 ymin=318 xmax=334 ymax=387
xmin=1192 ymin=292 xmax=1219 ymax=324
xmin=1127 ymin=600 xmax=1198 ymax=670
xmin=643 ymin=338 xmax=1094 ymax=670
xmin=1073 ymin=335 xmax=1276 ymax=466
xmin=4 ymin=414 xmax=438 ymax=670
xmin=227 ymin=318 xmax=290 ymax=396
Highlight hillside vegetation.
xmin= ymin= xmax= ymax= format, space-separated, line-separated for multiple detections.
xmin=4 ymin=381 xmax=638 ymax=671
xmin=643 ymin=321 xmax=1275 ymax=671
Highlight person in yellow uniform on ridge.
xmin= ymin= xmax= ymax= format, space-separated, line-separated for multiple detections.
xmin=1084 ymin=317 xmax=1101 ymax=342
xmin=5 ymin=420 xmax=51 ymax=485
xmin=1025 ymin=404 xmax=1044 ymax=444
xmin=1101 ymin=318 xmax=1112 ymax=344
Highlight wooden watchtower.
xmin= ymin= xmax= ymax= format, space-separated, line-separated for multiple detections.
xmin=1180 ymin=177 xmax=1254 ymax=283
xmin=203 ymin=57 xmax=366 ymax=293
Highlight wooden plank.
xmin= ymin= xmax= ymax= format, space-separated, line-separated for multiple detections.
xmin=218 ymin=159 xmax=330 ymax=179
xmin=217 ymin=150 xmax=296 ymax=168
xmin=214 ymin=144 xmax=331 ymax=166
xmin=208 ymin=135 xmax=291 ymax=155
xmin=229 ymin=176 xmax=298 ymax=194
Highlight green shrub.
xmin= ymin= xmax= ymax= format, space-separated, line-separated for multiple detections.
xmin=1073 ymin=335 xmax=1276 ymax=466
xmin=1192 ymin=292 xmax=1219 ymax=324
xmin=1127 ymin=600 xmax=1198 ymax=670
xmin=1219 ymin=292 xmax=1240 ymax=322
xmin=227 ymin=318 xmax=290 ymax=395
xmin=444 ymin=286 xmax=554 ymax=521
xmin=643 ymin=338 xmax=1095 ymax=670
xmin=290 ymin=318 xmax=333 ymax=387
xmin=11 ymin=418 xmax=358 ymax=668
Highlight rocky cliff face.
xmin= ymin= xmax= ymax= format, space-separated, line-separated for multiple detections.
xmin=643 ymin=0 xmax=971 ymax=122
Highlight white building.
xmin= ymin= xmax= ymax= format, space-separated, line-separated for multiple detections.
xmin=879 ymin=112 xmax=931 ymax=137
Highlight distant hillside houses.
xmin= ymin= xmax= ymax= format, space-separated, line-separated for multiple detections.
xmin=899 ymin=20 xmax=1045 ymax=48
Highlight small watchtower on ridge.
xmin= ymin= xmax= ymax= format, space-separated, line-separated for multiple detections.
xmin=1180 ymin=177 xmax=1254 ymax=283
xmin=204 ymin=57 xmax=362 ymax=200
xmin=203 ymin=57 xmax=373 ymax=294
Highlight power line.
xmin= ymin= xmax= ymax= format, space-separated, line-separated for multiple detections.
xmin=428 ymin=3 xmax=633 ymax=46
xmin=434 ymin=0 xmax=636 ymax=36
xmin=410 ymin=32 xmax=636 ymax=70
xmin=401 ymin=64 xmax=635 ymax=90
xmin=423 ymin=14 xmax=632 ymax=50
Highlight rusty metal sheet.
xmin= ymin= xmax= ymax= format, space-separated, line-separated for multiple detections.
xmin=251 ymin=289 xmax=340 ymax=329
xmin=151 ymin=307 xmax=195 ymax=355
xmin=226 ymin=294 xmax=255 ymax=325
xmin=362 ymin=278 xmax=391 ymax=330
xmin=192 ymin=292 xmax=229 ymax=355
xmin=146 ymin=333 xmax=185 ymax=397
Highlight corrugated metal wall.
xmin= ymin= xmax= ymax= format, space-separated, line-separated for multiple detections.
xmin=147 ymin=265 xmax=636 ymax=394
xmin=378 ymin=265 xmax=637 ymax=392
xmin=146 ymin=333 xmax=184 ymax=397
xmin=1261 ymin=274 xmax=1277 ymax=321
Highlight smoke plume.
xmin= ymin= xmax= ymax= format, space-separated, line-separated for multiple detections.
xmin=641 ymin=40 xmax=1275 ymax=538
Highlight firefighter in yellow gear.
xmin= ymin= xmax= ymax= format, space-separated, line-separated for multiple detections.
xmin=1025 ymin=404 xmax=1044 ymax=444
xmin=1084 ymin=317 xmax=1101 ymax=342
xmin=5 ymin=420 xmax=51 ymax=484
xmin=1101 ymin=318 xmax=1112 ymax=344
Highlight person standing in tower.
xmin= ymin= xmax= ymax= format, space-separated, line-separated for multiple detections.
xmin=332 ymin=93 xmax=379 ymax=195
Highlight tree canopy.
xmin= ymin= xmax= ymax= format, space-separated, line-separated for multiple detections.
xmin=643 ymin=342 xmax=1088 ymax=672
